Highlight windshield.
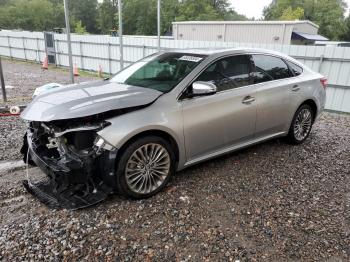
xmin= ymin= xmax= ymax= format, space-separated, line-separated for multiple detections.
xmin=111 ymin=52 xmax=207 ymax=93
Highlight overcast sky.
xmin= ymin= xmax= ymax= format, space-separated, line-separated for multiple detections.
xmin=229 ymin=0 xmax=350 ymax=19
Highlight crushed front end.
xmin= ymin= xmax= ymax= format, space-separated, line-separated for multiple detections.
xmin=21 ymin=119 xmax=118 ymax=210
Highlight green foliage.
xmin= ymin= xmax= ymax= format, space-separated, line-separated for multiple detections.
xmin=117 ymin=0 xmax=247 ymax=36
xmin=176 ymin=0 xmax=221 ymax=21
xmin=69 ymin=0 xmax=98 ymax=33
xmin=263 ymin=0 xmax=348 ymax=40
xmin=176 ymin=0 xmax=247 ymax=22
xmin=96 ymin=0 xmax=117 ymax=34
xmin=223 ymin=9 xmax=248 ymax=21
xmin=161 ymin=0 xmax=180 ymax=34
xmin=74 ymin=20 xmax=88 ymax=34
xmin=312 ymin=0 xmax=347 ymax=40
xmin=0 ymin=0 xmax=65 ymax=31
xmin=280 ymin=7 xmax=304 ymax=20
xmin=263 ymin=0 xmax=304 ymax=20
xmin=121 ymin=0 xmax=157 ymax=35
xmin=0 ymin=0 xmax=247 ymax=36
xmin=1 ymin=0 xmax=348 ymax=41
xmin=342 ymin=16 xmax=350 ymax=41
xmin=0 ymin=0 xmax=10 ymax=5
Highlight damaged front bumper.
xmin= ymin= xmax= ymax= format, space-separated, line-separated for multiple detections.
xmin=22 ymin=122 xmax=118 ymax=210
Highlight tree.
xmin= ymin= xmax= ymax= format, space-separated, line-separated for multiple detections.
xmin=0 ymin=0 xmax=247 ymax=35
xmin=69 ymin=0 xmax=98 ymax=33
xmin=160 ymin=0 xmax=180 ymax=34
xmin=0 ymin=0 xmax=65 ymax=31
xmin=97 ymin=0 xmax=117 ymax=34
xmin=280 ymin=7 xmax=304 ymax=20
xmin=48 ymin=0 xmax=65 ymax=30
xmin=223 ymin=9 xmax=248 ymax=21
xmin=117 ymin=0 xmax=248 ymax=35
xmin=176 ymin=0 xmax=222 ymax=21
xmin=208 ymin=0 xmax=230 ymax=16
xmin=74 ymin=20 xmax=88 ymax=34
xmin=119 ymin=0 xmax=157 ymax=35
xmin=263 ymin=0 xmax=347 ymax=40
xmin=312 ymin=0 xmax=347 ymax=40
xmin=342 ymin=16 xmax=350 ymax=41
xmin=176 ymin=0 xmax=247 ymax=21
xmin=263 ymin=0 xmax=307 ymax=20
xmin=119 ymin=0 xmax=179 ymax=35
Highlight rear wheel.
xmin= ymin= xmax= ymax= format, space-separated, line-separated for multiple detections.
xmin=287 ymin=104 xmax=314 ymax=144
xmin=115 ymin=136 xmax=175 ymax=199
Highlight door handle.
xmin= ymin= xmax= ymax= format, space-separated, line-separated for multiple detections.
xmin=242 ymin=96 xmax=255 ymax=104
xmin=291 ymin=85 xmax=300 ymax=92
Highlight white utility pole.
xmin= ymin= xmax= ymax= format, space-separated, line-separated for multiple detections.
xmin=118 ymin=0 xmax=124 ymax=69
xmin=157 ymin=0 xmax=161 ymax=51
xmin=63 ymin=0 xmax=74 ymax=83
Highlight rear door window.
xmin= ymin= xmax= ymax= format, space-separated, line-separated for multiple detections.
xmin=286 ymin=61 xmax=303 ymax=76
xmin=252 ymin=55 xmax=292 ymax=84
xmin=196 ymin=55 xmax=253 ymax=92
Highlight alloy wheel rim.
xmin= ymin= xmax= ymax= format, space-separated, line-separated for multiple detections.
xmin=294 ymin=108 xmax=312 ymax=141
xmin=125 ymin=143 xmax=170 ymax=194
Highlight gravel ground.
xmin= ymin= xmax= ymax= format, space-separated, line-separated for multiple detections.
xmin=0 ymin=60 xmax=349 ymax=261
xmin=0 ymin=58 xmax=96 ymax=106
xmin=0 ymin=59 xmax=97 ymax=161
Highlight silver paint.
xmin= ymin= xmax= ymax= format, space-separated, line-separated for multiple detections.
xmin=22 ymin=48 xmax=327 ymax=171
xmin=21 ymin=80 xmax=163 ymax=121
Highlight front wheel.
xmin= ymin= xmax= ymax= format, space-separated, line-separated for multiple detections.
xmin=115 ymin=136 xmax=175 ymax=199
xmin=287 ymin=104 xmax=314 ymax=144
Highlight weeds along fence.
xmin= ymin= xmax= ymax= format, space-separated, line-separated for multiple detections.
xmin=0 ymin=30 xmax=349 ymax=113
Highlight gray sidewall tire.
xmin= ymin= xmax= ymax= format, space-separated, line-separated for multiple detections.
xmin=115 ymin=136 xmax=175 ymax=199
xmin=287 ymin=104 xmax=314 ymax=144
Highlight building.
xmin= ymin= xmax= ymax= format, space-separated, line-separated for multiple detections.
xmin=314 ymin=41 xmax=350 ymax=47
xmin=172 ymin=20 xmax=328 ymax=45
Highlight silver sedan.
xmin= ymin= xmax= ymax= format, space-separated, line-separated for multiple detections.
xmin=21 ymin=48 xmax=327 ymax=208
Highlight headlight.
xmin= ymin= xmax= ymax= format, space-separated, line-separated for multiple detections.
xmin=94 ymin=136 xmax=115 ymax=151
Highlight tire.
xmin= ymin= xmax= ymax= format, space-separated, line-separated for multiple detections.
xmin=287 ymin=104 xmax=314 ymax=144
xmin=115 ymin=136 xmax=175 ymax=199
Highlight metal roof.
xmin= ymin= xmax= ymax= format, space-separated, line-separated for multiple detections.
xmin=292 ymin=31 xmax=328 ymax=41
xmin=172 ymin=20 xmax=319 ymax=28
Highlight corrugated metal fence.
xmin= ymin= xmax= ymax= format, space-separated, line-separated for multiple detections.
xmin=0 ymin=30 xmax=349 ymax=113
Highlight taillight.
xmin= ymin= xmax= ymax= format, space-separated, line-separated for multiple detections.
xmin=320 ymin=78 xmax=327 ymax=89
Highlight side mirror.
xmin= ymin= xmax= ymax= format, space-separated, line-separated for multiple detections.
xmin=191 ymin=81 xmax=217 ymax=97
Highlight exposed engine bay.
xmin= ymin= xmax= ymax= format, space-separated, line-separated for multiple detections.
xmin=21 ymin=116 xmax=118 ymax=210
xmin=19 ymin=78 xmax=164 ymax=210
xmin=19 ymin=75 xmax=164 ymax=209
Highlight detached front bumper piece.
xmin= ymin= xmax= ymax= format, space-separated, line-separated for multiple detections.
xmin=23 ymin=133 xmax=117 ymax=210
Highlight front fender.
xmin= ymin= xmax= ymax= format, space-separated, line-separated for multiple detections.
xmin=96 ymin=99 xmax=187 ymax=169
xmin=98 ymin=123 xmax=181 ymax=151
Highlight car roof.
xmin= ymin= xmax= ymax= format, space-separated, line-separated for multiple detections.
xmin=170 ymin=47 xmax=287 ymax=57
xmin=169 ymin=47 xmax=303 ymax=67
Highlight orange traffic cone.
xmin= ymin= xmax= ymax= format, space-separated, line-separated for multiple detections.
xmin=73 ymin=63 xmax=79 ymax=76
xmin=42 ymin=56 xmax=48 ymax=70
xmin=98 ymin=64 xmax=103 ymax=78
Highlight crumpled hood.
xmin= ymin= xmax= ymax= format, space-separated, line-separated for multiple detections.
xmin=21 ymin=80 xmax=163 ymax=121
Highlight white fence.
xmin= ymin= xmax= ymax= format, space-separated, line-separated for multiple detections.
xmin=0 ymin=30 xmax=349 ymax=113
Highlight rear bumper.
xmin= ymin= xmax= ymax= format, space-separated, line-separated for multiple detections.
xmin=23 ymin=133 xmax=117 ymax=210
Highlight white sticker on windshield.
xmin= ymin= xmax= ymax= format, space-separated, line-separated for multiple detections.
xmin=179 ymin=56 xmax=203 ymax=63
